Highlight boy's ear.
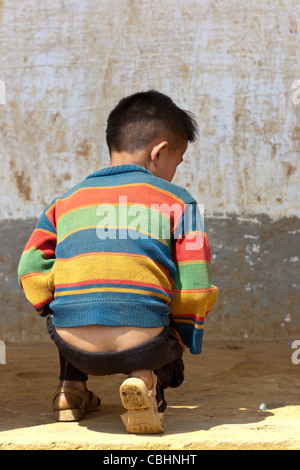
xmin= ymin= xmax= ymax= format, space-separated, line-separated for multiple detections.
xmin=150 ymin=141 xmax=168 ymax=165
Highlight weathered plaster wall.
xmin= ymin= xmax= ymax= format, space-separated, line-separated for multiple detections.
xmin=1 ymin=0 xmax=300 ymax=219
xmin=0 ymin=0 xmax=299 ymax=341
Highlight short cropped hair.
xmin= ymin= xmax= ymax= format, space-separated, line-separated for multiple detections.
xmin=106 ymin=90 xmax=198 ymax=154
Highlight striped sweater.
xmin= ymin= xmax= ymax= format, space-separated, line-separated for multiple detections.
xmin=18 ymin=164 xmax=217 ymax=354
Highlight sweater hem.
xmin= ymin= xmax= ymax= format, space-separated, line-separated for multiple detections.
xmin=50 ymin=298 xmax=171 ymax=329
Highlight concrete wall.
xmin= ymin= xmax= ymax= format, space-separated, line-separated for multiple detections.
xmin=0 ymin=0 xmax=299 ymax=342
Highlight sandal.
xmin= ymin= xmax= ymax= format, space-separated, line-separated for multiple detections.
xmin=53 ymin=385 xmax=101 ymax=422
xmin=119 ymin=371 xmax=164 ymax=434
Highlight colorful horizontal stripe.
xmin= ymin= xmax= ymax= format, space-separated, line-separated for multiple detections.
xmin=18 ymin=164 xmax=218 ymax=354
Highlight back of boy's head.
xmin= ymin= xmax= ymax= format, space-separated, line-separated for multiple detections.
xmin=106 ymin=90 xmax=198 ymax=154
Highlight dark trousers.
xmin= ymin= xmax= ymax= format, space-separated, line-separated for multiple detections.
xmin=47 ymin=317 xmax=184 ymax=411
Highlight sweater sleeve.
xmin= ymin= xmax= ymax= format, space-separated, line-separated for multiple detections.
xmin=170 ymin=202 xmax=218 ymax=354
xmin=18 ymin=201 xmax=57 ymax=316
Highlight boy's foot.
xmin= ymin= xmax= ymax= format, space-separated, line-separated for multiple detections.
xmin=119 ymin=371 xmax=165 ymax=434
xmin=52 ymin=380 xmax=101 ymax=422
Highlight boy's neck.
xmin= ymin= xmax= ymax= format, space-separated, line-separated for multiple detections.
xmin=110 ymin=150 xmax=152 ymax=173
xmin=110 ymin=150 xmax=147 ymax=169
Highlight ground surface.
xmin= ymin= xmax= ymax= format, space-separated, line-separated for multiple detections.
xmin=0 ymin=339 xmax=299 ymax=450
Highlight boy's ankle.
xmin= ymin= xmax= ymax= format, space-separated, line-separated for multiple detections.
xmin=130 ymin=370 xmax=153 ymax=389
xmin=59 ymin=379 xmax=87 ymax=391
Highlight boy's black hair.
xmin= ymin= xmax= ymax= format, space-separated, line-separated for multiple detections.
xmin=106 ymin=90 xmax=198 ymax=154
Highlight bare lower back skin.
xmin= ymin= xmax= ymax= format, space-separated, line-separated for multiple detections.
xmin=55 ymin=325 xmax=164 ymax=353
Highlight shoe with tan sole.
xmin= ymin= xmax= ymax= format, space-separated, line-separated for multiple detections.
xmin=119 ymin=372 xmax=164 ymax=434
